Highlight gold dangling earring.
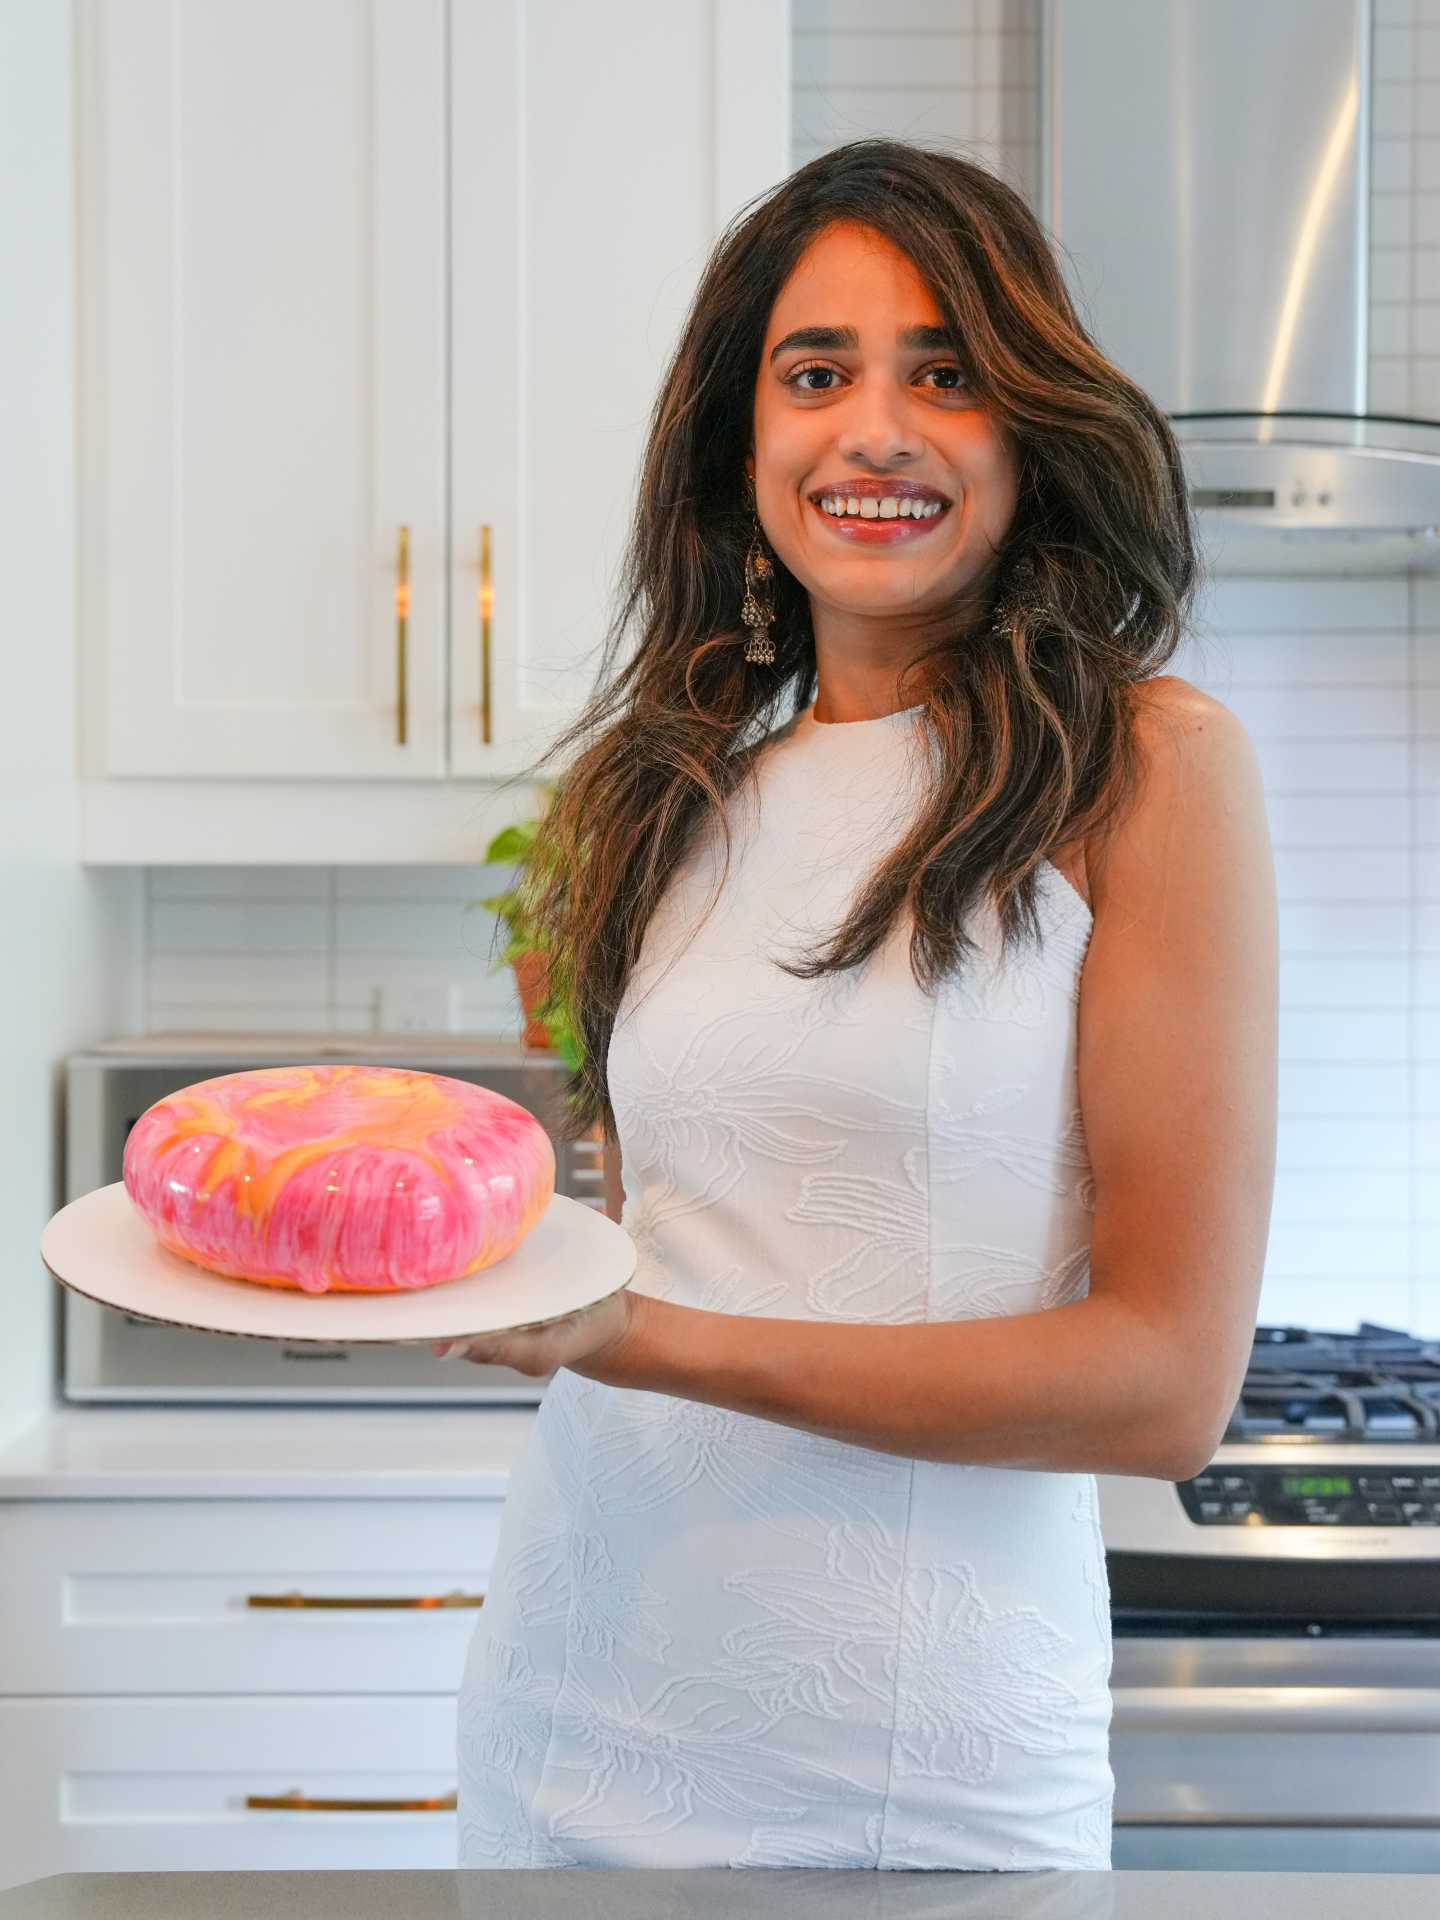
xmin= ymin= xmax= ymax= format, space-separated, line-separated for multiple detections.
xmin=990 ymin=546 xmax=1039 ymax=639
xmin=741 ymin=507 xmax=777 ymax=665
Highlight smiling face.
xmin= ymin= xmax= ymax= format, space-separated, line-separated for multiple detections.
xmin=747 ymin=220 xmax=1020 ymax=690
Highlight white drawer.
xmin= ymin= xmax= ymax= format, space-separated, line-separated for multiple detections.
xmin=0 ymin=1499 xmax=502 ymax=1695
xmin=0 ymin=1694 xmax=463 ymax=1889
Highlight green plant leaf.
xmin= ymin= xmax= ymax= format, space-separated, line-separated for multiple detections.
xmin=482 ymin=821 xmax=538 ymax=864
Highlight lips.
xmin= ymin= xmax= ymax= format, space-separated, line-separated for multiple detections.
xmin=808 ymin=494 xmax=952 ymax=541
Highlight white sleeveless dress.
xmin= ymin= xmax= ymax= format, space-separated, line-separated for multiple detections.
xmin=456 ymin=695 xmax=1114 ymax=1872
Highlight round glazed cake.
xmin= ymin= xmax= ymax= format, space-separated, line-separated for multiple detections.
xmin=121 ymin=1064 xmax=556 ymax=1294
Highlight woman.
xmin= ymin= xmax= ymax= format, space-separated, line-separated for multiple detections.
xmin=437 ymin=138 xmax=1278 ymax=1871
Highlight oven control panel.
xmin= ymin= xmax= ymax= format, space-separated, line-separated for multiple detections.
xmin=1179 ymin=1466 xmax=1440 ymax=1525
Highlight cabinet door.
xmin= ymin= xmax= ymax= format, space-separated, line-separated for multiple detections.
xmin=448 ymin=0 xmax=791 ymax=779
xmin=78 ymin=0 xmax=447 ymax=779
xmin=0 ymin=1696 xmax=459 ymax=1885
xmin=0 ymin=1499 xmax=502 ymax=1696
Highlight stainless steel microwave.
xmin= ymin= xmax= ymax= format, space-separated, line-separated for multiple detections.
xmin=61 ymin=1034 xmax=605 ymax=1405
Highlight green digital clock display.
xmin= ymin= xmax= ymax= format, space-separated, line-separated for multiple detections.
xmin=1281 ymin=1475 xmax=1353 ymax=1497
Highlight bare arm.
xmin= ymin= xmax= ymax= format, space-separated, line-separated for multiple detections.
xmin=602 ymin=1133 xmax=624 ymax=1224
xmin=569 ymin=681 xmax=1278 ymax=1486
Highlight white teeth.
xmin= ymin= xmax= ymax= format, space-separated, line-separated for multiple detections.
xmin=817 ymin=494 xmax=945 ymax=520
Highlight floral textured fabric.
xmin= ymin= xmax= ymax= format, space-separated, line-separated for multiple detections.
xmin=456 ymin=696 xmax=1114 ymax=1870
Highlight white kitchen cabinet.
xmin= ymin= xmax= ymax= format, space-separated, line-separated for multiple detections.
xmin=0 ymin=1696 xmax=461 ymax=1882
xmin=75 ymin=0 xmax=792 ymax=858
xmin=0 ymin=1495 xmax=503 ymax=1885
xmin=0 ymin=1499 xmax=500 ymax=1697
xmin=77 ymin=0 xmax=449 ymax=783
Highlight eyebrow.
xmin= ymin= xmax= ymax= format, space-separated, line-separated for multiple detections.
xmin=767 ymin=324 xmax=956 ymax=364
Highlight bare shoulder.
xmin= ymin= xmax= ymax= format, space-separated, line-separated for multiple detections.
xmin=1085 ymin=673 xmax=1262 ymax=918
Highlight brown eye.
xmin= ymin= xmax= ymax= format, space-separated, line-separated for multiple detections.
xmin=781 ymin=362 xmax=842 ymax=392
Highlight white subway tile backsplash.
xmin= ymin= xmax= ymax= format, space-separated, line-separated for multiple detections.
xmin=1418 ymin=23 xmax=1440 ymax=78
xmin=1278 ymin=903 xmax=1416 ymax=951
xmin=134 ymin=2 xmax=1440 ymax=1336
xmin=1200 ymin=575 xmax=1410 ymax=629
xmin=1194 ymin=628 xmax=1412 ymax=684
xmin=148 ymin=867 xmax=327 ymax=901
xmin=1376 ymin=24 xmax=1417 ymax=84
xmin=1280 ymin=1007 xmax=1413 ymax=1063
xmin=1257 ymin=743 xmax=1415 ymax=800
xmin=1371 ymin=246 xmax=1414 ymax=302
xmin=1270 ymin=1166 xmax=1413 ymax=1226
xmin=1282 ymin=1062 xmax=1413 ymax=1115
xmin=1371 ymin=191 xmax=1413 ymax=249
xmin=1267 ymin=1223 xmax=1413 ymax=1287
xmin=1216 ymin=685 xmax=1413 ymax=736
xmin=1412 ymin=246 xmax=1440 ymax=301
xmin=1280 ymin=1116 xmax=1413 ymax=1166
xmin=1282 ymin=952 xmax=1414 ymax=1005
xmin=1260 ymin=1281 xmax=1416 ymax=1333
xmin=1375 ymin=78 xmax=1415 ymax=137
xmin=147 ymin=1004 xmax=330 ymax=1037
xmin=1369 ymin=298 xmax=1411 ymax=354
xmin=332 ymin=865 xmax=502 ymax=902
xmin=148 ymin=953 xmax=329 ymax=1009
xmin=1276 ymin=848 xmax=1415 ymax=904
xmin=1374 ymin=137 xmax=1414 ymax=195
xmin=331 ymin=901 xmax=492 ymax=956
xmin=1368 ymin=359 xmax=1413 ymax=411
xmin=149 ymin=902 xmax=330 ymax=954
xmin=1265 ymin=794 xmax=1412 ymax=847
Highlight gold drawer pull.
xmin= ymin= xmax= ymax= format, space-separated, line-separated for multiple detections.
xmin=246 ymin=1588 xmax=485 ymax=1610
xmin=478 ymin=521 xmax=493 ymax=744
xmin=247 ymin=1786 xmax=457 ymax=1813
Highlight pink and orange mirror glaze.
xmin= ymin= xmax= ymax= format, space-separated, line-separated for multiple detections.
xmin=121 ymin=1064 xmax=557 ymax=1294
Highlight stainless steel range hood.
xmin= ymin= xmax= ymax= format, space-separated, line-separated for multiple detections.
xmin=1040 ymin=0 xmax=1440 ymax=574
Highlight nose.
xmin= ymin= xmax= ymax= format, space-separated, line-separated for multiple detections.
xmin=835 ymin=374 xmax=924 ymax=472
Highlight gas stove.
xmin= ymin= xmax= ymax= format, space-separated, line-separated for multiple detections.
xmin=1102 ymin=1321 xmax=1440 ymax=1612
xmin=1097 ymin=1323 xmax=1440 ymax=1871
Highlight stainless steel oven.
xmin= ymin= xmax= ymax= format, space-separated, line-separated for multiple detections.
xmin=61 ymin=1035 xmax=604 ymax=1404
xmin=1100 ymin=1323 xmax=1440 ymax=1872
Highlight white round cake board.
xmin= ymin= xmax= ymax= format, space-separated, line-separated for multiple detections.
xmin=41 ymin=1182 xmax=637 ymax=1345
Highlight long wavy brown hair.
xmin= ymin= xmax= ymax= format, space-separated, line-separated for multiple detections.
xmin=495 ymin=137 xmax=1201 ymax=1144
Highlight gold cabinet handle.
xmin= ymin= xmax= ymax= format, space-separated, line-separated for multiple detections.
xmin=246 ymin=1786 xmax=457 ymax=1813
xmin=395 ymin=523 xmax=411 ymax=746
xmin=246 ymin=1588 xmax=485 ymax=1610
xmin=478 ymin=522 xmax=493 ymax=744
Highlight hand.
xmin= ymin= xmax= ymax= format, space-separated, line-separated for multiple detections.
xmin=430 ymin=1286 xmax=638 ymax=1380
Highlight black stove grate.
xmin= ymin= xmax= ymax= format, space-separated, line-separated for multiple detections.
xmin=1228 ymin=1322 xmax=1440 ymax=1443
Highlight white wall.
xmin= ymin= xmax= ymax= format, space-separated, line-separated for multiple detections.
xmin=126 ymin=0 xmax=1440 ymax=1338
xmin=0 ymin=1 xmax=143 ymax=1445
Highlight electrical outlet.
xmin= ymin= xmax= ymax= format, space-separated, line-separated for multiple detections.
xmin=376 ymin=983 xmax=461 ymax=1035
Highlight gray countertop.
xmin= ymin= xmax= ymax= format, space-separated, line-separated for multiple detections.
xmin=1 ymin=1871 xmax=1437 ymax=1919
